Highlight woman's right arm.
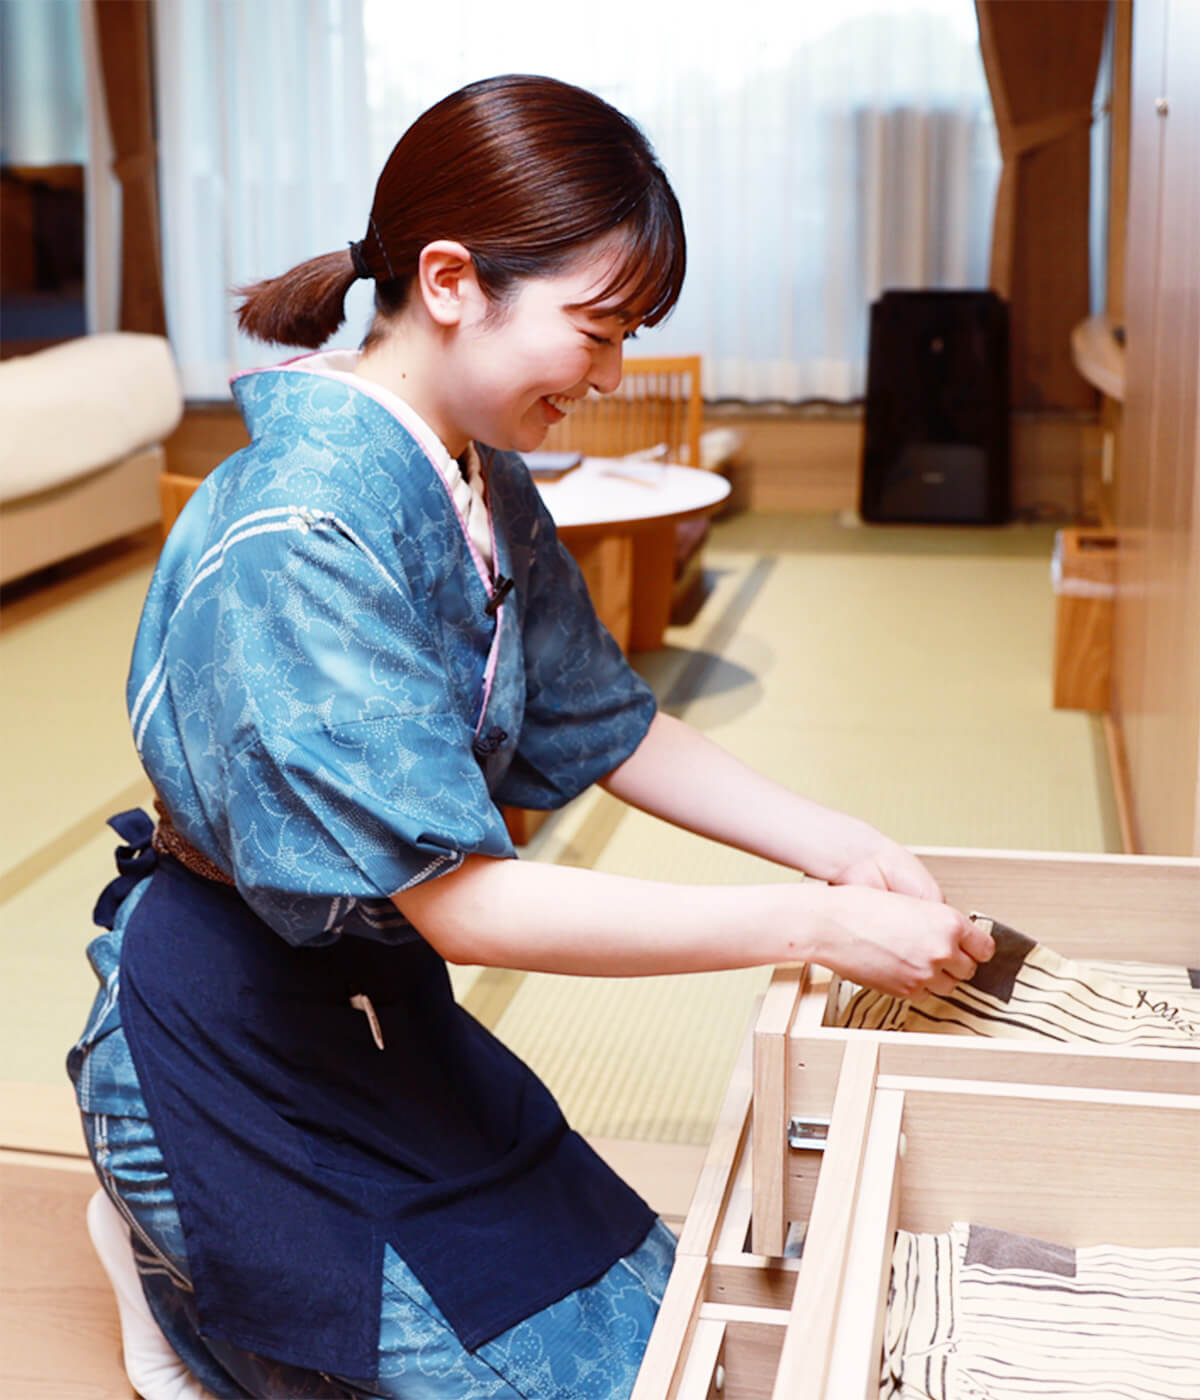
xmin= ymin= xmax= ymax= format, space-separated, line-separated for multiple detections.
xmin=392 ymin=855 xmax=992 ymax=998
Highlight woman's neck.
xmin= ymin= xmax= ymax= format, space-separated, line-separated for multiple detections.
xmin=355 ymin=324 xmax=468 ymax=459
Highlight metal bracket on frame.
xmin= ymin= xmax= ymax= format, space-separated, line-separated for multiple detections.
xmin=787 ymin=1116 xmax=830 ymax=1151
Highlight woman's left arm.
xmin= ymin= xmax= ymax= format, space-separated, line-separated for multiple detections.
xmin=599 ymin=711 xmax=942 ymax=900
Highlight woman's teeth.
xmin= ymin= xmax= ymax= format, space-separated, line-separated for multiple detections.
xmin=545 ymin=394 xmax=579 ymax=416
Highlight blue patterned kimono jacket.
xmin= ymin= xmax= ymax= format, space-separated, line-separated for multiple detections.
xmin=75 ymin=357 xmax=659 ymax=1377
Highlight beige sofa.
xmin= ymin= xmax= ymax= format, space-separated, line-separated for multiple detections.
xmin=0 ymin=333 xmax=183 ymax=586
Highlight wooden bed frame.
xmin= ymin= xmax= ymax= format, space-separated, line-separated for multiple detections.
xmin=634 ymin=846 xmax=1200 ymax=1400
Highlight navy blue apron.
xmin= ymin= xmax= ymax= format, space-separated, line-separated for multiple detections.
xmin=111 ymin=844 xmax=654 ymax=1378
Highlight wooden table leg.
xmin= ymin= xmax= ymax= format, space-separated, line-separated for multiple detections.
xmin=629 ymin=522 xmax=677 ymax=652
xmin=563 ymin=531 xmax=635 ymax=652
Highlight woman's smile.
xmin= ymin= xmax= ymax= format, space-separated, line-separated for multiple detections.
xmin=541 ymin=392 xmax=584 ymax=424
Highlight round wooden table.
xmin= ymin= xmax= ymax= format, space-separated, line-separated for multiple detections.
xmin=534 ymin=457 xmax=730 ymax=652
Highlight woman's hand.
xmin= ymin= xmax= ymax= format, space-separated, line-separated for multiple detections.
xmin=823 ymin=830 xmax=944 ymax=902
xmin=806 ymin=884 xmax=994 ymax=999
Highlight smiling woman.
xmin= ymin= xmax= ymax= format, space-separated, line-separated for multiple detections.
xmin=69 ymin=75 xmax=693 ymax=1400
xmin=69 ymin=72 xmax=990 ymax=1400
xmin=232 ymin=75 xmax=685 ymax=464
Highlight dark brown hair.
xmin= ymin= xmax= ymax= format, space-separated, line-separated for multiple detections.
xmin=236 ymin=74 xmax=686 ymax=348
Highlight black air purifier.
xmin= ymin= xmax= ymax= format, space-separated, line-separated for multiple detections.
xmin=859 ymin=290 xmax=1010 ymax=524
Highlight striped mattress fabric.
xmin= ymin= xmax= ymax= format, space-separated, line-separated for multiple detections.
xmin=882 ymin=1222 xmax=1200 ymax=1399
xmin=833 ymin=920 xmax=1200 ymax=1049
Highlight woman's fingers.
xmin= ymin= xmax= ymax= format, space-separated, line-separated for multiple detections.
xmin=923 ymin=969 xmax=961 ymax=998
xmin=815 ymin=886 xmax=995 ymax=998
xmin=938 ymin=946 xmax=979 ymax=984
xmin=915 ymin=910 xmax=993 ymax=991
xmin=963 ymin=918 xmax=996 ymax=965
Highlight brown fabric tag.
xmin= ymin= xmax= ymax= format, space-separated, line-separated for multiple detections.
xmin=964 ymin=1223 xmax=1077 ymax=1277
xmin=966 ymin=917 xmax=1037 ymax=1003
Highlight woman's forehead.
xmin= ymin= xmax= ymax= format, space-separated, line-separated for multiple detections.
xmin=556 ymin=232 xmax=635 ymax=291
xmin=561 ymin=242 xmax=656 ymax=318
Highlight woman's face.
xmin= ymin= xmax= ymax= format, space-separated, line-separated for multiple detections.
xmin=447 ymin=233 xmax=643 ymax=454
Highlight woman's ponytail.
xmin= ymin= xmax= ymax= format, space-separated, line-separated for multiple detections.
xmin=235 ymin=248 xmax=361 ymax=349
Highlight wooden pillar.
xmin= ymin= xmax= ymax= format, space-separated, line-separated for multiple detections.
xmin=94 ymin=0 xmax=166 ymax=335
xmin=975 ymin=0 xmax=1108 ymax=410
xmin=1106 ymin=1 xmax=1133 ymax=325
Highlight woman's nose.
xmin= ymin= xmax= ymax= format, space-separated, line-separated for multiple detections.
xmin=589 ymin=342 xmax=623 ymax=395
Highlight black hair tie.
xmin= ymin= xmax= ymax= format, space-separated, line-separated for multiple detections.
xmin=348 ymin=239 xmax=373 ymax=281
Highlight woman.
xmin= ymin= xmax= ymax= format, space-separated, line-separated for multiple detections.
xmin=69 ymin=74 xmax=992 ymax=1399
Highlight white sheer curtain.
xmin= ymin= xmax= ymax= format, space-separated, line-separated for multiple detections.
xmin=153 ymin=0 xmax=374 ymax=398
xmin=362 ymin=0 xmax=999 ymax=402
xmin=154 ymin=0 xmax=998 ymax=402
xmin=0 ymin=0 xmax=86 ymax=165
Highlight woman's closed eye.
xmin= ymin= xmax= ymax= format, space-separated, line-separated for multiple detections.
xmin=586 ymin=330 xmax=638 ymax=346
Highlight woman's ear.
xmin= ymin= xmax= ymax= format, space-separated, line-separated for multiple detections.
xmin=416 ymin=240 xmax=484 ymax=328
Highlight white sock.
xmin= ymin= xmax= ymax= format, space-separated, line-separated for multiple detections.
xmin=86 ymin=1189 xmax=215 ymax=1400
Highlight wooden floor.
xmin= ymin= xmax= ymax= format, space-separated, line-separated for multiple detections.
xmin=1 ymin=1153 xmax=133 ymax=1398
xmin=0 ymin=1126 xmax=702 ymax=1398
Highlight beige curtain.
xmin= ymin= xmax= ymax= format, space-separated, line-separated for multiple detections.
xmin=975 ymin=0 xmax=1108 ymax=409
xmin=94 ymin=0 xmax=166 ymax=335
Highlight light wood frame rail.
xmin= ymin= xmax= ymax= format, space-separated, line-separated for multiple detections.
xmin=786 ymin=1064 xmax=1200 ymax=1400
xmin=637 ymin=1026 xmax=1200 ymax=1398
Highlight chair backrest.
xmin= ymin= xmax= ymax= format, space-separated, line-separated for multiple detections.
xmin=160 ymin=471 xmax=201 ymax=538
xmin=540 ymin=354 xmax=703 ymax=467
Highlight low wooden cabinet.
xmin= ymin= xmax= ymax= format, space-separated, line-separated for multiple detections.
xmin=635 ymin=846 xmax=1200 ymax=1399
xmin=753 ymin=846 xmax=1200 ymax=1258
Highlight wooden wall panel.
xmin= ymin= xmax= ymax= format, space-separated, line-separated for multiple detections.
xmin=1113 ymin=0 xmax=1200 ymax=855
xmin=704 ymin=408 xmax=1099 ymax=519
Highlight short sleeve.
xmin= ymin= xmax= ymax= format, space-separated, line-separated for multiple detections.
xmin=205 ymin=514 xmax=514 ymax=943
xmin=493 ymin=492 xmax=656 ymax=810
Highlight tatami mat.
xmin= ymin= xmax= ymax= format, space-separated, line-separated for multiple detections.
xmin=0 ymin=513 xmax=1118 ymax=1151
xmin=475 ymin=517 xmax=1120 ymax=1143
xmin=493 ymin=968 xmax=774 ymax=1144
xmin=0 ymin=565 xmax=152 ymax=883
xmin=2 ymin=827 xmax=150 ymax=1085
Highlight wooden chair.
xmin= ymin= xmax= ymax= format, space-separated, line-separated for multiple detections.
xmin=539 ymin=354 xmax=712 ymax=625
xmin=159 ymin=470 xmax=200 ymax=537
xmin=540 ymin=354 xmax=704 ymax=469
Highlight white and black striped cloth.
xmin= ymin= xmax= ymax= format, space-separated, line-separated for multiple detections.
xmin=834 ymin=919 xmax=1200 ymax=1049
xmin=882 ymin=1222 xmax=1200 ymax=1399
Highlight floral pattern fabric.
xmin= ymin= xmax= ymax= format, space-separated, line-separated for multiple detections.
xmin=128 ymin=356 xmax=656 ymax=946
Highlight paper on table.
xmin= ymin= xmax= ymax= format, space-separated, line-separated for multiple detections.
xmin=600 ymin=445 xmax=669 ymax=487
xmin=523 ymin=450 xmax=583 ymax=480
